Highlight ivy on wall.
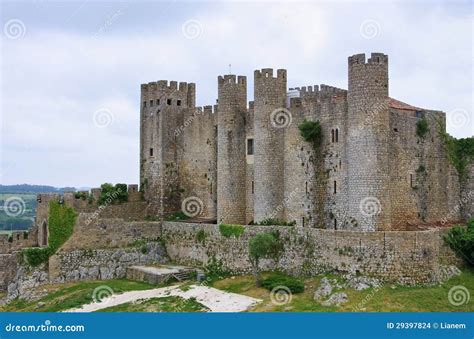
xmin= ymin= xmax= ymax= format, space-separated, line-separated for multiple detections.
xmin=23 ymin=201 xmax=77 ymax=267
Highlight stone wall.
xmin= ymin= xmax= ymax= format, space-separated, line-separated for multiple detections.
xmin=60 ymin=215 xmax=162 ymax=250
xmin=162 ymin=222 xmax=461 ymax=285
xmin=49 ymin=242 xmax=168 ymax=283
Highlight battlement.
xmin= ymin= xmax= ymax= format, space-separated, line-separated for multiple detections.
xmin=195 ymin=105 xmax=217 ymax=115
xmin=254 ymin=68 xmax=287 ymax=80
xmin=141 ymin=80 xmax=195 ymax=93
xmin=348 ymin=53 xmax=388 ymax=66
xmin=292 ymin=84 xmax=347 ymax=96
xmin=0 ymin=228 xmax=38 ymax=254
xmin=218 ymin=75 xmax=247 ymax=86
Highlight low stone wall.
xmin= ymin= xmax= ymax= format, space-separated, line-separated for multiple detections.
xmin=60 ymin=215 xmax=162 ymax=250
xmin=162 ymin=222 xmax=461 ymax=285
xmin=0 ymin=254 xmax=19 ymax=291
xmin=49 ymin=242 xmax=168 ymax=283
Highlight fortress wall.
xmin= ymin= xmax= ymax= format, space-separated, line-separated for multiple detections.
xmin=0 ymin=229 xmax=38 ymax=254
xmin=388 ymin=110 xmax=462 ymax=228
xmin=60 ymin=214 xmax=162 ymax=251
xmin=180 ymin=105 xmax=217 ymax=219
xmin=245 ymin=103 xmax=255 ymax=224
xmin=162 ymin=222 xmax=460 ymax=285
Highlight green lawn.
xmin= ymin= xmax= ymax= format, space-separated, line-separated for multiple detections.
xmin=212 ymin=269 xmax=474 ymax=312
xmin=100 ymin=296 xmax=208 ymax=312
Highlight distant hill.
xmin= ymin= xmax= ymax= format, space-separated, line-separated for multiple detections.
xmin=0 ymin=184 xmax=78 ymax=194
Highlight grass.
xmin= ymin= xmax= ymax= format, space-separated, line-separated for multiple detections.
xmin=99 ymin=296 xmax=208 ymax=312
xmin=212 ymin=270 xmax=474 ymax=312
xmin=0 ymin=280 xmax=157 ymax=312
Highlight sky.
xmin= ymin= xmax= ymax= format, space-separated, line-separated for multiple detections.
xmin=0 ymin=0 xmax=473 ymax=188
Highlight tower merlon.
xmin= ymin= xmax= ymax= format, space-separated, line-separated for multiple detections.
xmin=254 ymin=68 xmax=287 ymax=80
xmin=348 ymin=52 xmax=388 ymax=66
xmin=218 ymin=74 xmax=247 ymax=86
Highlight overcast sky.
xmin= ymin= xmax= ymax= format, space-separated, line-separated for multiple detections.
xmin=0 ymin=0 xmax=472 ymax=188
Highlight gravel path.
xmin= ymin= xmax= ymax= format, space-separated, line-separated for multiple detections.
xmin=64 ymin=285 xmax=261 ymax=313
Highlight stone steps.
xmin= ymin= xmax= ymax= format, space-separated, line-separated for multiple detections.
xmin=126 ymin=265 xmax=196 ymax=285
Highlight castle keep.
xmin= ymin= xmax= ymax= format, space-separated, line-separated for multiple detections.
xmin=140 ymin=52 xmax=473 ymax=231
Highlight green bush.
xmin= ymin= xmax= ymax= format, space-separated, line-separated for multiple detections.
xmin=254 ymin=218 xmax=296 ymax=226
xmin=204 ymin=256 xmax=230 ymax=281
xmin=196 ymin=229 xmax=207 ymax=243
xmin=74 ymin=191 xmax=88 ymax=200
xmin=416 ymin=117 xmax=429 ymax=138
xmin=23 ymin=201 xmax=77 ymax=267
xmin=98 ymin=183 xmax=129 ymax=205
xmin=219 ymin=224 xmax=245 ymax=238
xmin=444 ymin=219 xmax=474 ymax=266
xmin=165 ymin=211 xmax=189 ymax=221
xmin=249 ymin=232 xmax=283 ymax=285
xmin=299 ymin=120 xmax=322 ymax=148
xmin=261 ymin=272 xmax=305 ymax=294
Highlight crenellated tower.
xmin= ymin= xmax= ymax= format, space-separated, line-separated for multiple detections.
xmin=253 ymin=68 xmax=287 ymax=222
xmin=347 ymin=53 xmax=391 ymax=230
xmin=140 ymin=80 xmax=196 ymax=216
xmin=217 ymin=75 xmax=247 ymax=224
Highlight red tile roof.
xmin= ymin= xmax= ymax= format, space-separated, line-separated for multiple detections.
xmin=389 ymin=98 xmax=422 ymax=111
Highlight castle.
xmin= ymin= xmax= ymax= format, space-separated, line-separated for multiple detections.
xmin=140 ymin=52 xmax=473 ymax=231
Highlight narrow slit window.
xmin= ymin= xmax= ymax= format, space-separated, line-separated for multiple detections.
xmin=143 ymin=101 xmax=147 ymax=108
xmin=331 ymin=129 xmax=335 ymax=143
xmin=334 ymin=219 xmax=337 ymax=230
xmin=305 ymin=181 xmax=308 ymax=193
xmin=302 ymin=217 xmax=305 ymax=227
xmin=335 ymin=128 xmax=339 ymax=142
xmin=333 ymin=180 xmax=337 ymax=194
xmin=251 ymin=181 xmax=254 ymax=194
xmin=247 ymin=139 xmax=254 ymax=155
xmin=149 ymin=148 xmax=154 ymax=157
xmin=150 ymin=100 xmax=153 ymax=107
xmin=157 ymin=99 xmax=160 ymax=105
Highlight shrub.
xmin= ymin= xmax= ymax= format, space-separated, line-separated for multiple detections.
xmin=23 ymin=248 xmax=51 ymax=267
xmin=74 ymin=191 xmax=88 ymax=200
xmin=299 ymin=120 xmax=322 ymax=148
xmin=196 ymin=229 xmax=207 ymax=243
xmin=165 ymin=211 xmax=189 ymax=221
xmin=204 ymin=256 xmax=230 ymax=281
xmin=416 ymin=117 xmax=429 ymax=138
xmin=254 ymin=218 xmax=296 ymax=226
xmin=444 ymin=219 xmax=474 ymax=266
xmin=219 ymin=224 xmax=245 ymax=238
xmin=261 ymin=272 xmax=305 ymax=294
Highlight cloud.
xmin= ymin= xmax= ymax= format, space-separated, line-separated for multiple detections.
xmin=0 ymin=1 xmax=472 ymax=186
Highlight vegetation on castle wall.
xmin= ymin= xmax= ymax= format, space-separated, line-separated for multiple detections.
xmin=219 ymin=224 xmax=245 ymax=238
xmin=436 ymin=119 xmax=474 ymax=180
xmin=165 ymin=211 xmax=189 ymax=222
xmin=444 ymin=218 xmax=474 ymax=267
xmin=98 ymin=183 xmax=129 ymax=205
xmin=196 ymin=229 xmax=207 ymax=243
xmin=298 ymin=120 xmax=323 ymax=149
xmin=416 ymin=117 xmax=429 ymax=138
xmin=23 ymin=201 xmax=77 ymax=267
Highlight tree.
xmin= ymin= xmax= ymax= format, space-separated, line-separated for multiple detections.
xmin=248 ymin=232 xmax=281 ymax=286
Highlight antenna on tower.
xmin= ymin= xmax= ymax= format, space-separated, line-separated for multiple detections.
xmin=228 ymin=64 xmax=232 ymax=75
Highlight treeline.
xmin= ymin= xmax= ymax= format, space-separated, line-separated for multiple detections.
xmin=0 ymin=184 xmax=77 ymax=194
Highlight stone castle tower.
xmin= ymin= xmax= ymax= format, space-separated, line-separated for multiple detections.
xmin=139 ymin=52 xmax=473 ymax=231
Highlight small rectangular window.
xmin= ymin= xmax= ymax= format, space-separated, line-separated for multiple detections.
xmin=335 ymin=129 xmax=339 ymax=142
xmin=143 ymin=101 xmax=147 ymax=108
xmin=157 ymin=99 xmax=160 ymax=105
xmin=177 ymin=100 xmax=182 ymax=106
xmin=247 ymin=139 xmax=254 ymax=155
xmin=149 ymin=148 xmax=154 ymax=157
xmin=150 ymin=100 xmax=153 ymax=107
xmin=167 ymin=99 xmax=172 ymax=105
